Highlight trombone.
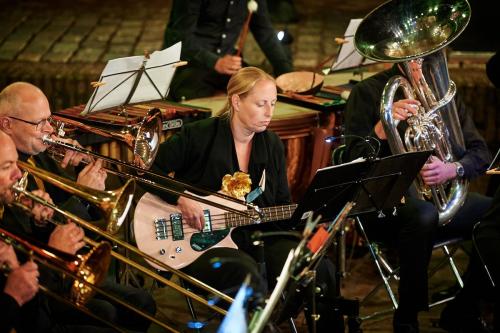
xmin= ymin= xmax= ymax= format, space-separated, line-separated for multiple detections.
xmin=18 ymin=161 xmax=136 ymax=235
xmin=0 ymin=226 xmax=173 ymax=332
xmin=14 ymin=161 xmax=233 ymax=315
xmin=43 ymin=117 xmax=261 ymax=220
xmin=0 ymin=225 xmax=111 ymax=306
xmin=52 ymin=108 xmax=163 ymax=169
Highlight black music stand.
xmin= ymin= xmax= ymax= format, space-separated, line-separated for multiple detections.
xmin=291 ymin=150 xmax=431 ymax=224
xmin=285 ymin=150 xmax=431 ymax=333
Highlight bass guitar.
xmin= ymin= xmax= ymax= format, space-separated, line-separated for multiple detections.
xmin=133 ymin=192 xmax=297 ymax=270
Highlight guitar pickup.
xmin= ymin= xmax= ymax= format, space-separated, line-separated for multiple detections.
xmin=170 ymin=213 xmax=184 ymax=241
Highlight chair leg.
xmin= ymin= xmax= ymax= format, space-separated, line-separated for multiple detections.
xmin=180 ymin=279 xmax=202 ymax=332
xmin=287 ymin=317 xmax=298 ymax=333
xmin=442 ymin=245 xmax=464 ymax=288
xmin=356 ymin=217 xmax=399 ymax=310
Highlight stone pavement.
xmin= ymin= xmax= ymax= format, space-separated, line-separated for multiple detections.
xmin=0 ymin=0 xmax=387 ymax=110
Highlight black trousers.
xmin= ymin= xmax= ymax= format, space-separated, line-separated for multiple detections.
xmin=359 ymin=192 xmax=491 ymax=315
xmin=471 ymin=187 xmax=500 ymax=331
xmin=50 ymin=277 xmax=156 ymax=333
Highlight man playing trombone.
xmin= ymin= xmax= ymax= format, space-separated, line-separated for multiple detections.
xmin=0 ymin=130 xmax=40 ymax=332
xmin=0 ymin=83 xmax=156 ymax=332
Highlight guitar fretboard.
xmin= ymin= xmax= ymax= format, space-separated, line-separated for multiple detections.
xmin=224 ymin=204 xmax=298 ymax=228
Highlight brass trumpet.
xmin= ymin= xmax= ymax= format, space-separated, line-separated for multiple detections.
xmin=17 ymin=160 xmax=136 ymax=235
xmin=52 ymin=108 xmax=162 ymax=169
xmin=13 ymin=162 xmax=233 ymax=315
xmin=0 ymin=226 xmax=111 ymax=305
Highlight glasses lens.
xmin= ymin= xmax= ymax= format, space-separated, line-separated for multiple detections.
xmin=36 ymin=117 xmax=52 ymax=131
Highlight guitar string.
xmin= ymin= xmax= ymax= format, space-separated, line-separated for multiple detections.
xmin=153 ymin=210 xmax=296 ymax=237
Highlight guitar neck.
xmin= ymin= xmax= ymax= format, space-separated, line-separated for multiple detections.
xmin=225 ymin=204 xmax=298 ymax=228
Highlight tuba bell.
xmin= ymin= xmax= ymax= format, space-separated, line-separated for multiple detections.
xmin=354 ymin=0 xmax=471 ymax=224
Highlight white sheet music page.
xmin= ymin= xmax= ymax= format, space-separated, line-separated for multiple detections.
xmin=82 ymin=55 xmax=144 ymax=114
xmin=82 ymin=42 xmax=182 ymax=115
xmin=330 ymin=19 xmax=376 ymax=71
xmin=130 ymin=42 xmax=181 ymax=104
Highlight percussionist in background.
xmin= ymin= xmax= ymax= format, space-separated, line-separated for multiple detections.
xmin=163 ymin=0 xmax=293 ymax=101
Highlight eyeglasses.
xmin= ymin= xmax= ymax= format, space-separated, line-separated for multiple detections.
xmin=8 ymin=116 xmax=53 ymax=131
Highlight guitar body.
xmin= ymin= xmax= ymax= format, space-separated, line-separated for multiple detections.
xmin=133 ymin=192 xmax=248 ymax=270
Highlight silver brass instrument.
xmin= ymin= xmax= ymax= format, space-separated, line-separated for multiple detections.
xmin=355 ymin=0 xmax=471 ymax=224
xmin=0 ymin=226 xmax=111 ymax=305
xmin=52 ymin=108 xmax=162 ymax=169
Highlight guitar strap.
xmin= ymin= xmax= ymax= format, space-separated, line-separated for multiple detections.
xmin=246 ymin=169 xmax=265 ymax=204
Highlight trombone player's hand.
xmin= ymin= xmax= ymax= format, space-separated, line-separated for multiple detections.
xmin=0 ymin=241 xmax=19 ymax=269
xmin=19 ymin=189 xmax=54 ymax=226
xmin=76 ymin=159 xmax=107 ymax=191
xmin=1 ymin=241 xmax=39 ymax=306
xmin=177 ymin=196 xmax=205 ymax=231
xmin=52 ymin=135 xmax=92 ymax=168
xmin=3 ymin=261 xmax=39 ymax=306
xmin=48 ymin=222 xmax=85 ymax=255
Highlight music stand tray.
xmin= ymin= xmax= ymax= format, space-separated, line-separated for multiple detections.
xmin=291 ymin=151 xmax=431 ymax=223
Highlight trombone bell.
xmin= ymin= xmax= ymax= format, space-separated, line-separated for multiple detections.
xmin=0 ymin=226 xmax=111 ymax=305
xmin=16 ymin=160 xmax=136 ymax=234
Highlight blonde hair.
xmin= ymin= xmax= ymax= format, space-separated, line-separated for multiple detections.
xmin=216 ymin=67 xmax=275 ymax=118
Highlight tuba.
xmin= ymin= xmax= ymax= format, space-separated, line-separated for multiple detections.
xmin=354 ymin=0 xmax=471 ymax=225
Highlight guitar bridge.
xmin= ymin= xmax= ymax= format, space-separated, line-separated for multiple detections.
xmin=154 ymin=218 xmax=168 ymax=240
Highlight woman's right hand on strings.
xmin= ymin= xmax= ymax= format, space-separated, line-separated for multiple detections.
xmin=177 ymin=196 xmax=205 ymax=231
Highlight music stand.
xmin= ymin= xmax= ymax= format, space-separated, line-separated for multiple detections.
xmin=291 ymin=150 xmax=431 ymax=224
xmin=82 ymin=41 xmax=184 ymax=115
xmin=283 ymin=150 xmax=430 ymax=332
xmin=328 ymin=19 xmax=377 ymax=78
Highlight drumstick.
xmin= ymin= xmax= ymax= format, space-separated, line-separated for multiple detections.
xmin=236 ymin=0 xmax=258 ymax=57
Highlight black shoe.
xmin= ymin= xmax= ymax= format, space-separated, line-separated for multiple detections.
xmin=393 ymin=322 xmax=419 ymax=333
xmin=439 ymin=303 xmax=491 ymax=333
xmin=393 ymin=309 xmax=419 ymax=333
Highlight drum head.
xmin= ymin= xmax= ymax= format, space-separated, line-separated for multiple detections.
xmin=276 ymin=71 xmax=324 ymax=95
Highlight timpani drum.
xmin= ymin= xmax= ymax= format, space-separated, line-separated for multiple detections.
xmin=184 ymin=96 xmax=320 ymax=201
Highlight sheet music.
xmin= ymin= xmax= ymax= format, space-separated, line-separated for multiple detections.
xmin=131 ymin=43 xmax=181 ymax=104
xmin=82 ymin=42 xmax=182 ymax=115
xmin=330 ymin=19 xmax=376 ymax=72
